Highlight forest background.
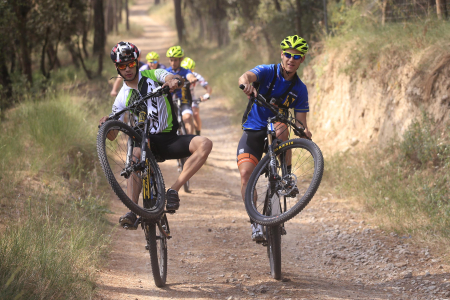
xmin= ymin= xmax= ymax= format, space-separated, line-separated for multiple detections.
xmin=0 ymin=0 xmax=449 ymax=298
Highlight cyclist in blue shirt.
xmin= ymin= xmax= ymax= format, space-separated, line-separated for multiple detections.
xmin=165 ymin=46 xmax=197 ymax=135
xmin=237 ymin=35 xmax=312 ymax=241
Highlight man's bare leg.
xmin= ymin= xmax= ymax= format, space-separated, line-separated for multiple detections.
xmin=170 ymin=136 xmax=212 ymax=191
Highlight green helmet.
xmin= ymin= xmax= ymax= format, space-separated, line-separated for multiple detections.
xmin=181 ymin=57 xmax=196 ymax=71
xmin=146 ymin=51 xmax=159 ymax=61
xmin=280 ymin=35 xmax=309 ymax=56
xmin=166 ymin=46 xmax=184 ymax=58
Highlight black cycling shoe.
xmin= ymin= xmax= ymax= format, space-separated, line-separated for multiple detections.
xmin=166 ymin=189 xmax=180 ymax=210
xmin=119 ymin=211 xmax=137 ymax=230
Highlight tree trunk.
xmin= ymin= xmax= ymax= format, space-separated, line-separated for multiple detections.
xmin=295 ymin=0 xmax=303 ymax=37
xmin=323 ymin=0 xmax=328 ymax=35
xmin=174 ymin=0 xmax=185 ymax=43
xmin=12 ymin=1 xmax=32 ymax=84
xmin=40 ymin=28 xmax=50 ymax=78
xmin=47 ymin=44 xmax=61 ymax=69
xmin=381 ymin=0 xmax=388 ymax=26
xmin=436 ymin=0 xmax=443 ymax=19
xmin=117 ymin=0 xmax=122 ymax=23
xmin=114 ymin=0 xmax=119 ymax=33
xmin=66 ymin=42 xmax=80 ymax=68
xmin=125 ymin=0 xmax=129 ymax=31
xmin=93 ymin=0 xmax=106 ymax=58
xmin=273 ymin=0 xmax=281 ymax=12
xmin=0 ymin=52 xmax=13 ymax=102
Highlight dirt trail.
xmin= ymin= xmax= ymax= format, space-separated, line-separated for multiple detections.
xmin=96 ymin=1 xmax=450 ymax=299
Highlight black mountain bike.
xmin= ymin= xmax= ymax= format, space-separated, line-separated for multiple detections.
xmin=97 ymin=86 xmax=173 ymax=287
xmin=173 ymin=92 xmax=190 ymax=193
xmin=239 ymin=85 xmax=324 ymax=279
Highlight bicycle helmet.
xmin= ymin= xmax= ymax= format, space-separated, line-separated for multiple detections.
xmin=181 ymin=57 xmax=196 ymax=71
xmin=166 ymin=46 xmax=184 ymax=58
xmin=146 ymin=51 xmax=159 ymax=61
xmin=280 ymin=35 xmax=308 ymax=56
xmin=110 ymin=41 xmax=140 ymax=63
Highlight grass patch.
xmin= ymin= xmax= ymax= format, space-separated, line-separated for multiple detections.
xmin=325 ymin=112 xmax=450 ymax=242
xmin=0 ymin=70 xmax=113 ymax=298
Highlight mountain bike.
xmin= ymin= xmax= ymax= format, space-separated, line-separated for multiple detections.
xmin=239 ymin=84 xmax=324 ymax=279
xmin=173 ymin=86 xmax=190 ymax=193
xmin=97 ymin=86 xmax=174 ymax=287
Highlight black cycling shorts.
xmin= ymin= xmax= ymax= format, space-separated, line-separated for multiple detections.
xmin=150 ymin=133 xmax=195 ymax=160
xmin=236 ymin=130 xmax=267 ymax=167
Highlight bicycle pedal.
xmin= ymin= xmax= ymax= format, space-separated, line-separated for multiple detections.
xmin=165 ymin=210 xmax=176 ymax=214
xmin=281 ymin=227 xmax=287 ymax=235
xmin=122 ymin=224 xmax=138 ymax=230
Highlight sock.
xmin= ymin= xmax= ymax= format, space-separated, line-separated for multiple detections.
xmin=195 ymin=130 xmax=201 ymax=136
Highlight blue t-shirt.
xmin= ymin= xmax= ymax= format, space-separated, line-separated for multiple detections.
xmin=242 ymin=63 xmax=309 ymax=130
xmin=166 ymin=66 xmax=192 ymax=100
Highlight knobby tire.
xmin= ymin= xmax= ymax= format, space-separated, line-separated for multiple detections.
xmin=97 ymin=120 xmax=166 ymax=219
xmin=245 ymin=138 xmax=324 ymax=226
xmin=145 ymin=220 xmax=168 ymax=287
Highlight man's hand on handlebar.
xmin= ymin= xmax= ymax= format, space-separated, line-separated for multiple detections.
xmin=163 ymin=78 xmax=182 ymax=93
xmin=99 ymin=116 xmax=109 ymax=128
xmin=304 ymin=128 xmax=312 ymax=139
xmin=240 ymin=83 xmax=258 ymax=99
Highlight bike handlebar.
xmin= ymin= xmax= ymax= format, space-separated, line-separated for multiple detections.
xmin=108 ymin=85 xmax=171 ymax=121
xmin=239 ymin=84 xmax=310 ymax=140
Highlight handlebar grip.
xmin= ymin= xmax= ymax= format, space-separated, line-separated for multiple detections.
xmin=239 ymin=84 xmax=245 ymax=90
xmin=162 ymin=85 xmax=170 ymax=93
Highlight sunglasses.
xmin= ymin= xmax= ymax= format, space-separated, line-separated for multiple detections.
xmin=149 ymin=60 xmax=158 ymax=64
xmin=116 ymin=60 xmax=137 ymax=70
xmin=283 ymin=51 xmax=303 ymax=60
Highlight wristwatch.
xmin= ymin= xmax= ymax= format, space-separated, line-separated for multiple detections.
xmin=174 ymin=78 xmax=182 ymax=87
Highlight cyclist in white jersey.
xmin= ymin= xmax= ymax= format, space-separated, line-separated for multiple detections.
xmin=181 ymin=57 xmax=212 ymax=136
xmin=100 ymin=42 xmax=213 ymax=227
xmin=110 ymin=51 xmax=166 ymax=97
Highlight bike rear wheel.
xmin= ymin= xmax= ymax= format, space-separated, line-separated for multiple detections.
xmin=145 ymin=216 xmax=168 ymax=287
xmin=177 ymin=120 xmax=190 ymax=193
xmin=245 ymin=139 xmax=324 ymax=226
xmin=97 ymin=120 xmax=166 ymax=219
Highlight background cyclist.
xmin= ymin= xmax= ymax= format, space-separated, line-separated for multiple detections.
xmin=165 ymin=46 xmax=197 ymax=135
xmin=99 ymin=41 xmax=213 ymax=228
xmin=110 ymin=51 xmax=166 ymax=97
xmin=181 ymin=57 xmax=213 ymax=136
xmin=237 ymin=35 xmax=312 ymax=241
xmin=139 ymin=51 xmax=167 ymax=70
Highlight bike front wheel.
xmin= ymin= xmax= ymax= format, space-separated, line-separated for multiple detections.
xmin=97 ymin=120 xmax=166 ymax=219
xmin=245 ymin=138 xmax=324 ymax=226
xmin=145 ymin=216 xmax=168 ymax=287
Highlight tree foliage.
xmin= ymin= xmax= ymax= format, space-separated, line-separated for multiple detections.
xmin=0 ymin=0 xmax=127 ymax=112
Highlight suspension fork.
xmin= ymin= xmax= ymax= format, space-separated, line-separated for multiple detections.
xmin=267 ymin=122 xmax=279 ymax=184
xmin=141 ymin=119 xmax=151 ymax=201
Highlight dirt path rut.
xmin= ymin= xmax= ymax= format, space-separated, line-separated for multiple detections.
xmin=96 ymin=1 xmax=450 ymax=299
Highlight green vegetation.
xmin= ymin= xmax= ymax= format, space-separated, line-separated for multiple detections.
xmin=326 ymin=113 xmax=450 ymax=241
xmin=326 ymin=4 xmax=450 ymax=76
xmin=0 ymin=60 xmax=114 ymax=298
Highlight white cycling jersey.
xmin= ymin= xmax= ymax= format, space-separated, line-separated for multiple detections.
xmin=112 ymin=69 xmax=178 ymax=134
xmin=190 ymin=72 xmax=208 ymax=99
